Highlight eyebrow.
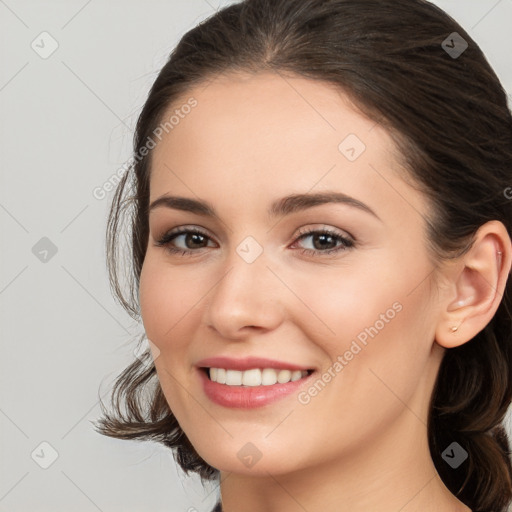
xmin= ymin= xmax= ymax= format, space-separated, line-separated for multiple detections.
xmin=149 ymin=191 xmax=381 ymax=222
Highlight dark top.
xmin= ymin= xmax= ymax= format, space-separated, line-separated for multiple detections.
xmin=211 ymin=501 xmax=222 ymax=512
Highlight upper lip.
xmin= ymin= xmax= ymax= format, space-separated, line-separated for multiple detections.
xmin=196 ymin=356 xmax=314 ymax=372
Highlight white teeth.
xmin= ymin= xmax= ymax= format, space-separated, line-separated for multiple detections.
xmin=225 ymin=369 xmax=243 ymax=385
xmin=242 ymin=369 xmax=261 ymax=386
xmin=261 ymin=368 xmax=277 ymax=385
xmin=208 ymin=368 xmax=309 ymax=386
xmin=216 ymin=368 xmax=226 ymax=384
xmin=290 ymin=371 xmax=303 ymax=382
xmin=277 ymin=369 xmax=292 ymax=383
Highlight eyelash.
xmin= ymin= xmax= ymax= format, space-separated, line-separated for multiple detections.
xmin=154 ymin=226 xmax=355 ymax=258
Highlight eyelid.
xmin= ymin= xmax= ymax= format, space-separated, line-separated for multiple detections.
xmin=294 ymin=224 xmax=355 ymax=242
xmin=154 ymin=224 xmax=216 ymax=243
xmin=154 ymin=223 xmax=353 ymax=245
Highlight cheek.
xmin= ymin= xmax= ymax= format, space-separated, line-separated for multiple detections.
xmin=139 ymin=256 xmax=223 ymax=366
xmin=139 ymin=259 xmax=201 ymax=412
xmin=290 ymin=255 xmax=435 ymax=389
xmin=287 ymin=257 xmax=405 ymax=343
xmin=139 ymin=260 xmax=164 ymax=341
xmin=139 ymin=258 xmax=194 ymax=351
xmin=285 ymin=264 xmax=435 ymax=455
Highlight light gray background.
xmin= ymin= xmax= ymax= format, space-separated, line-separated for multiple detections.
xmin=1 ymin=1 xmax=511 ymax=511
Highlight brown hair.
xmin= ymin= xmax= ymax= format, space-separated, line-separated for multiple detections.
xmin=93 ymin=1 xmax=512 ymax=510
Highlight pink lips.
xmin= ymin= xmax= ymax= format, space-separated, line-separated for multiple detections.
xmin=195 ymin=356 xmax=315 ymax=409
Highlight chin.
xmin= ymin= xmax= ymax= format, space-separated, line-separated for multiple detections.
xmin=195 ymin=444 xmax=305 ymax=477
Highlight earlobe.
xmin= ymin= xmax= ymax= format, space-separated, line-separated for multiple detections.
xmin=435 ymin=221 xmax=511 ymax=349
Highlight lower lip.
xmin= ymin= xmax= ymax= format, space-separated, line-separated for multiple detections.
xmin=198 ymin=368 xmax=314 ymax=409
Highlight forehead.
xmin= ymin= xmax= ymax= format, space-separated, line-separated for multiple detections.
xmin=149 ymin=71 xmax=426 ymax=223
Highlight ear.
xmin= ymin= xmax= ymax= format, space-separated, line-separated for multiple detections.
xmin=435 ymin=220 xmax=512 ymax=349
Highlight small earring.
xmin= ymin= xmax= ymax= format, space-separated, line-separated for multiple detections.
xmin=450 ymin=318 xmax=464 ymax=333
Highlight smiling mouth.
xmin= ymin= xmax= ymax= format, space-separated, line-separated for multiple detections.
xmin=201 ymin=367 xmax=315 ymax=386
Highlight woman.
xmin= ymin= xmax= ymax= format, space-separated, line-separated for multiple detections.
xmin=94 ymin=0 xmax=512 ymax=510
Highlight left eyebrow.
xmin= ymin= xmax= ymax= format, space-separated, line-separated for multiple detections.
xmin=268 ymin=192 xmax=381 ymax=222
xmin=149 ymin=191 xmax=382 ymax=222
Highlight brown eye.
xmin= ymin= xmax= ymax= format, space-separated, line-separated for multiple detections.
xmin=155 ymin=227 xmax=216 ymax=256
xmin=292 ymin=228 xmax=355 ymax=257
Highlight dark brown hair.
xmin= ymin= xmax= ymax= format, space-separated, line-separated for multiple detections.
xmin=93 ymin=1 xmax=512 ymax=510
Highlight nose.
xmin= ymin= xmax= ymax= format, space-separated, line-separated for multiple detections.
xmin=203 ymin=250 xmax=286 ymax=340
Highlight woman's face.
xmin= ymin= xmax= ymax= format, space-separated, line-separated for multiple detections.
xmin=139 ymin=71 xmax=447 ymax=475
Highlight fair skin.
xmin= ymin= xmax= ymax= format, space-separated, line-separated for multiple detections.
xmin=138 ymin=71 xmax=511 ymax=512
